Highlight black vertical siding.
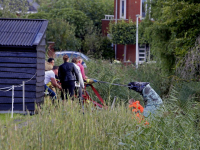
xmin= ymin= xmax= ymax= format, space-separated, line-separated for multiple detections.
xmin=0 ymin=18 xmax=48 ymax=112
xmin=0 ymin=49 xmax=37 ymax=111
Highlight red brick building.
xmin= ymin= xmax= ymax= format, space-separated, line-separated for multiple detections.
xmin=102 ymin=0 xmax=150 ymax=63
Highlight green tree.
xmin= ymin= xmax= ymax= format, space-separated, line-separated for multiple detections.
xmin=47 ymin=18 xmax=80 ymax=51
xmin=28 ymin=0 xmax=115 ymax=58
xmin=38 ymin=0 xmax=114 ymax=30
xmin=82 ymin=24 xmax=102 ymax=56
xmin=49 ymin=8 xmax=90 ymax=39
xmin=100 ymin=37 xmax=115 ymax=60
xmin=140 ymin=0 xmax=200 ymax=71
xmin=28 ymin=12 xmax=50 ymax=20
xmin=0 ymin=0 xmax=30 ymax=18
xmin=28 ymin=12 xmax=81 ymax=51
xmin=109 ymin=20 xmax=136 ymax=61
xmin=71 ymin=0 xmax=114 ymax=29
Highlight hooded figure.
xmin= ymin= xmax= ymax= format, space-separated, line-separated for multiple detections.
xmin=128 ymin=82 xmax=163 ymax=117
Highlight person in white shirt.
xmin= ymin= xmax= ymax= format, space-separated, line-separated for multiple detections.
xmin=44 ymin=66 xmax=62 ymax=99
xmin=72 ymin=58 xmax=84 ymax=103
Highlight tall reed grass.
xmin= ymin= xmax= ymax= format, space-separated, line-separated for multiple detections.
xmin=55 ymin=58 xmax=171 ymax=105
xmin=0 ymin=59 xmax=198 ymax=149
xmin=0 ymin=96 xmax=199 ymax=149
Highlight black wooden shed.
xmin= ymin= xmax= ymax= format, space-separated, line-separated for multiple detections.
xmin=0 ymin=18 xmax=48 ymax=112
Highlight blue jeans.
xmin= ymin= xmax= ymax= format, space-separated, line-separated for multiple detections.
xmin=44 ymin=85 xmax=57 ymax=99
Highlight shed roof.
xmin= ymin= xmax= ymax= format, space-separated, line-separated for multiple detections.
xmin=0 ymin=18 xmax=48 ymax=47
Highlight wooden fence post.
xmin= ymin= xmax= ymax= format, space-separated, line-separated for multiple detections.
xmin=11 ymin=85 xmax=14 ymax=118
xmin=23 ymin=81 xmax=25 ymax=114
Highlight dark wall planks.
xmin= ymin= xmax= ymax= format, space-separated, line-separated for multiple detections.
xmin=0 ymin=63 xmax=36 ymax=68
xmin=0 ymin=103 xmax=35 ymax=111
xmin=0 ymin=57 xmax=37 ymax=64
xmin=0 ymin=68 xmax=36 ymax=74
xmin=0 ymin=35 xmax=46 ymax=111
xmin=0 ymin=72 xmax=36 ymax=79
xmin=0 ymin=84 xmax=36 ymax=92
xmin=0 ymin=97 xmax=35 ymax=103
xmin=0 ymin=52 xmax=37 ymax=58
xmin=0 ymin=90 xmax=36 ymax=98
xmin=0 ymin=79 xmax=36 ymax=85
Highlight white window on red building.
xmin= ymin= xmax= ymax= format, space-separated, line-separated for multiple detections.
xmin=120 ymin=0 xmax=126 ymax=19
xmin=141 ymin=0 xmax=152 ymax=19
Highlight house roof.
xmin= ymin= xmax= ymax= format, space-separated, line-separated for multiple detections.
xmin=0 ymin=18 xmax=48 ymax=47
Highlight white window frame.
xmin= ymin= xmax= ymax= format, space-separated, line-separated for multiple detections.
xmin=120 ymin=0 xmax=126 ymax=19
xmin=140 ymin=0 xmax=147 ymax=19
xmin=140 ymin=0 xmax=152 ymax=20
xmin=138 ymin=44 xmax=146 ymax=63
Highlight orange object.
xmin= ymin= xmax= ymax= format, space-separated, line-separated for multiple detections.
xmin=129 ymin=101 xmax=149 ymax=125
xmin=129 ymin=101 xmax=144 ymax=113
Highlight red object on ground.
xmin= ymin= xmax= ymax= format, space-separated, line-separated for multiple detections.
xmin=82 ymin=84 xmax=106 ymax=108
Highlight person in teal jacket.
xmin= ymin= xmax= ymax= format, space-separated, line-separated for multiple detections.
xmin=128 ymin=82 xmax=163 ymax=118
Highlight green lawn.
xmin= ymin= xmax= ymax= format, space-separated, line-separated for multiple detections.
xmin=0 ymin=113 xmax=25 ymax=124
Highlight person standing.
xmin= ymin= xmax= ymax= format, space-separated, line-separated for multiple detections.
xmin=72 ymin=58 xmax=84 ymax=103
xmin=77 ymin=57 xmax=87 ymax=80
xmin=59 ymin=55 xmax=79 ymax=100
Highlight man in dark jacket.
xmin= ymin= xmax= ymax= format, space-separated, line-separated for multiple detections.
xmin=59 ymin=55 xmax=79 ymax=100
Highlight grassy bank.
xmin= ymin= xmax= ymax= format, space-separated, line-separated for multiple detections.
xmin=0 ymin=98 xmax=199 ymax=149
xmin=0 ymin=60 xmax=199 ymax=149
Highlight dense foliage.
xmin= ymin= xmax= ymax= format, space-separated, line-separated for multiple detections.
xmin=29 ymin=0 xmax=114 ymax=58
xmin=109 ymin=20 xmax=136 ymax=61
xmin=109 ymin=20 xmax=136 ymax=45
xmin=0 ymin=0 xmax=115 ymax=59
xmin=139 ymin=0 xmax=200 ymax=71
xmin=0 ymin=0 xmax=29 ymax=17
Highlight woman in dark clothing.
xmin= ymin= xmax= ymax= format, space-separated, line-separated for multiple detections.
xmin=58 ymin=55 xmax=79 ymax=100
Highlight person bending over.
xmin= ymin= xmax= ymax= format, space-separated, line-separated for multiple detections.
xmin=48 ymin=58 xmax=55 ymax=66
xmin=46 ymin=66 xmax=61 ymax=95
xmin=44 ymin=66 xmax=62 ymax=99
xmin=128 ymin=82 xmax=163 ymax=118
xmin=59 ymin=55 xmax=79 ymax=100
